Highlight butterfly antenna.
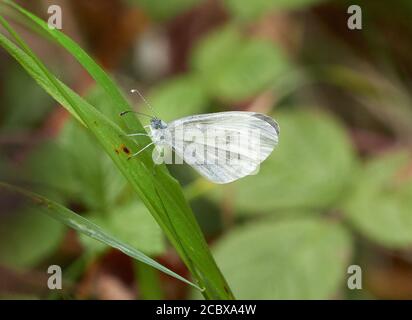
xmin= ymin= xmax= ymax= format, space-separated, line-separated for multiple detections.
xmin=130 ymin=88 xmax=158 ymax=118
xmin=119 ymin=110 xmax=153 ymax=119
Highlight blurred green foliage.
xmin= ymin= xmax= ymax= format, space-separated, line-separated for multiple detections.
xmin=146 ymin=74 xmax=209 ymax=122
xmin=0 ymin=207 xmax=64 ymax=268
xmin=129 ymin=0 xmax=200 ymax=21
xmin=1 ymin=0 xmax=412 ymax=300
xmin=209 ymin=218 xmax=351 ymax=299
xmin=344 ymin=152 xmax=412 ymax=248
xmin=191 ymin=25 xmax=290 ymax=101
xmin=1 ymin=64 xmax=53 ymax=131
xmin=223 ymin=0 xmax=327 ymax=20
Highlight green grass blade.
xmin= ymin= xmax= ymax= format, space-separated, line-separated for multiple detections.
xmin=0 ymin=10 xmax=234 ymax=299
xmin=0 ymin=182 xmax=202 ymax=290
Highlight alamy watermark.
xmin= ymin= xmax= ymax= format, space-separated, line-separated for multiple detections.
xmin=347 ymin=5 xmax=362 ymax=30
xmin=47 ymin=265 xmax=62 ymax=290
xmin=347 ymin=265 xmax=362 ymax=290
xmin=47 ymin=5 xmax=62 ymax=30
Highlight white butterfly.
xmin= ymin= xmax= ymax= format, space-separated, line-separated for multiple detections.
xmin=124 ymin=92 xmax=279 ymax=184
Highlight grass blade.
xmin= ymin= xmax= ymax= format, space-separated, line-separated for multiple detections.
xmin=0 ymin=182 xmax=202 ymax=290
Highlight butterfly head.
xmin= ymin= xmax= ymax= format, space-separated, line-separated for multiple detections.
xmin=150 ymin=118 xmax=168 ymax=130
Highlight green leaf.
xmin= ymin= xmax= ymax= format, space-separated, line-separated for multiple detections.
xmin=145 ymin=75 xmax=209 ymax=122
xmin=223 ymin=0 xmax=327 ymax=21
xmin=23 ymin=141 xmax=76 ymax=203
xmin=59 ymin=118 xmax=128 ymax=211
xmin=0 ymin=207 xmax=65 ymax=268
xmin=191 ymin=25 xmax=289 ymax=101
xmin=344 ymin=152 xmax=412 ymax=248
xmin=108 ymin=202 xmax=165 ymax=254
xmin=80 ymin=201 xmax=165 ymax=255
xmin=0 ymin=182 xmax=200 ymax=290
xmin=1 ymin=64 xmax=53 ymax=130
xmin=128 ymin=0 xmax=200 ymax=21
xmin=0 ymin=5 xmax=233 ymax=298
xmin=191 ymin=26 xmax=242 ymax=77
xmin=22 ymin=116 xmax=128 ymax=211
xmin=231 ymin=109 xmax=357 ymax=213
xmin=201 ymin=217 xmax=352 ymax=299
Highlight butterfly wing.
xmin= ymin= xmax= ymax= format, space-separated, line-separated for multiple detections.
xmin=168 ymin=111 xmax=279 ymax=184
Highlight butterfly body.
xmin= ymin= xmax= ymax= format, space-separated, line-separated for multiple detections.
xmin=149 ymin=118 xmax=169 ymax=145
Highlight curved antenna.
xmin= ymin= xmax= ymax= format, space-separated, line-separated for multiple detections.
xmin=130 ymin=88 xmax=158 ymax=117
xmin=120 ymin=110 xmax=154 ymax=119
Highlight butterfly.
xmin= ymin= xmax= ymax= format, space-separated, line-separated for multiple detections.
xmin=122 ymin=90 xmax=279 ymax=184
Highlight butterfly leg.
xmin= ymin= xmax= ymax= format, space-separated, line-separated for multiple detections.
xmin=124 ymin=132 xmax=150 ymax=149
xmin=128 ymin=142 xmax=155 ymax=160
xmin=126 ymin=133 xmax=149 ymax=137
